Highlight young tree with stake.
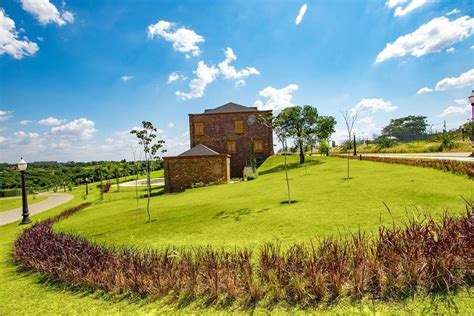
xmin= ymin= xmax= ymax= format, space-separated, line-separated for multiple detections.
xmin=341 ymin=110 xmax=359 ymax=179
xmin=131 ymin=121 xmax=165 ymax=223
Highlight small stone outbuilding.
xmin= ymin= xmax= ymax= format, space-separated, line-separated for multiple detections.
xmin=163 ymin=144 xmax=230 ymax=193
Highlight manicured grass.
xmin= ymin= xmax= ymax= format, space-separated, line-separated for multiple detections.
xmin=0 ymin=195 xmax=48 ymax=213
xmin=0 ymin=157 xmax=473 ymax=314
xmin=55 ymin=156 xmax=473 ymax=250
xmin=333 ymin=140 xmax=471 ymax=154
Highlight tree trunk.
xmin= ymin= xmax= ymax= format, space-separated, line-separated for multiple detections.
xmin=284 ymin=137 xmax=291 ymax=204
xmin=299 ymin=139 xmax=305 ymax=164
xmin=146 ymin=157 xmax=151 ymax=223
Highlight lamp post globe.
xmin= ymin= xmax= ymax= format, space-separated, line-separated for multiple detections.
xmin=85 ymin=177 xmax=89 ymax=195
xmin=17 ymin=157 xmax=31 ymax=225
xmin=469 ymin=90 xmax=474 ymax=157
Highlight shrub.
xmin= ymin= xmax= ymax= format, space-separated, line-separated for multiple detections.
xmin=14 ymin=203 xmax=474 ymax=308
xmin=434 ymin=132 xmax=459 ymax=151
xmin=376 ymin=137 xmax=396 ymax=151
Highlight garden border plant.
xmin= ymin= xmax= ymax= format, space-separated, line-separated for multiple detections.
xmin=335 ymin=155 xmax=474 ymax=178
xmin=14 ymin=202 xmax=473 ymax=309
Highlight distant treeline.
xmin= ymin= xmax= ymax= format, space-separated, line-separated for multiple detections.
xmin=0 ymin=160 xmax=163 ymax=190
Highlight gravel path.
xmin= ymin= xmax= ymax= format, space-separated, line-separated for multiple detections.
xmin=361 ymin=152 xmax=474 ymax=162
xmin=0 ymin=193 xmax=73 ymax=226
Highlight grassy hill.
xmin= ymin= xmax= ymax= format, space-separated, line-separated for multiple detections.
xmin=54 ymin=156 xmax=473 ymax=250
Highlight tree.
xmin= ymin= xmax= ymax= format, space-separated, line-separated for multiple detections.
xmin=381 ymin=115 xmax=427 ymax=141
xmin=315 ymin=115 xmax=336 ymax=155
xmin=259 ymin=113 xmax=293 ymax=204
xmin=341 ymin=110 xmax=360 ymax=179
xmin=278 ymin=105 xmax=318 ymax=164
xmin=131 ymin=121 xmax=165 ymax=223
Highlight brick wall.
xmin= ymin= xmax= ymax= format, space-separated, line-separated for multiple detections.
xmin=189 ymin=111 xmax=273 ymax=177
xmin=164 ymin=155 xmax=230 ymax=193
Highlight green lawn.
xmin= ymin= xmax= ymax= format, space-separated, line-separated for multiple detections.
xmin=0 ymin=156 xmax=473 ymax=314
xmin=55 ymin=156 xmax=473 ymax=250
xmin=0 ymin=195 xmax=48 ymax=213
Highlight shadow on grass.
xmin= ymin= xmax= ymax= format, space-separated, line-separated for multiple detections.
xmin=258 ymin=159 xmax=323 ymax=175
xmin=139 ymin=187 xmax=164 ymax=199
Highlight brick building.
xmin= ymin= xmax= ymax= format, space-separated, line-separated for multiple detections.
xmin=189 ymin=102 xmax=273 ymax=178
xmin=164 ymin=144 xmax=230 ymax=193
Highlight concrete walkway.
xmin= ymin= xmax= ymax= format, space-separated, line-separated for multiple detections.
xmin=119 ymin=178 xmax=164 ymax=187
xmin=0 ymin=193 xmax=73 ymax=226
xmin=361 ymin=152 xmax=474 ymax=162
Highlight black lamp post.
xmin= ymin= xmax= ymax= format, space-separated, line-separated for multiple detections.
xmin=17 ymin=158 xmax=31 ymax=225
xmin=469 ymin=91 xmax=474 ymax=157
xmin=353 ymin=132 xmax=357 ymax=156
xmin=85 ymin=177 xmax=89 ymax=195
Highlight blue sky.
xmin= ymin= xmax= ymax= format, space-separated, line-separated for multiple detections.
xmin=1 ymin=0 xmax=473 ymax=162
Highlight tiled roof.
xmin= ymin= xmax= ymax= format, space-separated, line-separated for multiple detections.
xmin=203 ymin=102 xmax=258 ymax=114
xmin=178 ymin=144 xmax=221 ymax=157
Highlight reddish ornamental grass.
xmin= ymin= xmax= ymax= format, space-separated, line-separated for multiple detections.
xmin=15 ymin=203 xmax=474 ymax=307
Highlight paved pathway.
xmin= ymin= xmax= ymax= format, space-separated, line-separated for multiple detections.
xmin=0 ymin=193 xmax=73 ymax=226
xmin=361 ymin=152 xmax=474 ymax=162
xmin=119 ymin=178 xmax=164 ymax=187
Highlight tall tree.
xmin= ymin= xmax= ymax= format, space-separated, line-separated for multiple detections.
xmin=278 ymin=105 xmax=318 ymax=164
xmin=381 ymin=115 xmax=427 ymax=141
xmin=315 ymin=115 xmax=337 ymax=155
xmin=131 ymin=121 xmax=165 ymax=223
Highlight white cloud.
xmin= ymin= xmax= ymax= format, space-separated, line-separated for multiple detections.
xmin=0 ymin=9 xmax=39 ymax=59
xmin=167 ymin=72 xmax=187 ymax=83
xmin=19 ymin=120 xmax=32 ymax=125
xmin=218 ymin=47 xmax=259 ymax=84
xmin=121 ymin=75 xmax=134 ymax=81
xmin=175 ymin=61 xmax=219 ymax=100
xmin=390 ymin=0 xmax=428 ymax=17
xmin=167 ymin=122 xmax=174 ymax=128
xmin=416 ymin=87 xmax=433 ymax=94
xmin=376 ymin=16 xmax=474 ymax=63
xmin=0 ymin=110 xmax=13 ymax=122
xmin=295 ymin=4 xmax=308 ymax=25
xmin=0 ymin=136 xmax=6 ymax=143
xmin=438 ymin=99 xmax=470 ymax=117
xmin=49 ymin=118 xmax=96 ymax=140
xmin=358 ymin=116 xmax=374 ymax=124
xmin=20 ymin=0 xmax=74 ymax=26
xmin=351 ymin=98 xmax=397 ymax=115
xmin=0 ymin=127 xmax=7 ymax=132
xmin=147 ymin=20 xmax=204 ymax=57
xmin=446 ymin=9 xmax=460 ymax=16
xmin=254 ymin=84 xmax=299 ymax=112
xmin=13 ymin=130 xmax=39 ymax=142
xmin=435 ymin=68 xmax=474 ymax=91
xmin=38 ymin=116 xmax=65 ymax=126
xmin=446 ymin=47 xmax=455 ymax=53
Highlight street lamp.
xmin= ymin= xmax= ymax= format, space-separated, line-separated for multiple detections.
xmin=353 ymin=132 xmax=357 ymax=156
xmin=17 ymin=158 xmax=31 ymax=225
xmin=85 ymin=177 xmax=89 ymax=195
xmin=469 ymin=90 xmax=474 ymax=157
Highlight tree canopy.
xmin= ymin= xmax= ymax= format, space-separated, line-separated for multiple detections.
xmin=381 ymin=115 xmax=427 ymax=141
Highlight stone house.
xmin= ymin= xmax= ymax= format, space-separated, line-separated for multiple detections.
xmin=163 ymin=144 xmax=230 ymax=193
xmin=189 ymin=102 xmax=273 ymax=178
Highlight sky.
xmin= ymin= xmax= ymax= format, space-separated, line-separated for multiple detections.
xmin=0 ymin=0 xmax=473 ymax=163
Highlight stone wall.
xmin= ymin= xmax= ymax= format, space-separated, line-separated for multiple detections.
xmin=189 ymin=111 xmax=273 ymax=178
xmin=164 ymin=155 xmax=230 ymax=193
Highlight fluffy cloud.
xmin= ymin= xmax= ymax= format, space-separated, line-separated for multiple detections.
xmin=416 ymin=87 xmax=433 ymax=94
xmin=0 ymin=136 xmax=6 ymax=143
xmin=49 ymin=118 xmax=96 ymax=140
xmin=351 ymin=98 xmax=397 ymax=115
xmin=0 ymin=9 xmax=39 ymax=59
xmin=358 ymin=116 xmax=374 ymax=124
xmin=446 ymin=9 xmax=460 ymax=16
xmin=438 ymin=99 xmax=470 ymax=117
xmin=295 ymin=4 xmax=307 ymax=25
xmin=147 ymin=20 xmax=204 ymax=57
xmin=446 ymin=47 xmax=455 ymax=53
xmin=254 ymin=84 xmax=299 ymax=112
xmin=175 ymin=61 xmax=219 ymax=100
xmin=38 ymin=116 xmax=65 ymax=126
xmin=218 ymin=47 xmax=259 ymax=84
xmin=19 ymin=120 xmax=32 ymax=125
xmin=376 ymin=16 xmax=474 ymax=63
xmin=0 ymin=110 xmax=13 ymax=121
xmin=167 ymin=72 xmax=187 ymax=83
xmin=176 ymin=48 xmax=258 ymax=99
xmin=386 ymin=0 xmax=428 ymax=17
xmin=121 ymin=75 xmax=134 ymax=81
xmin=20 ymin=0 xmax=74 ymax=26
xmin=167 ymin=122 xmax=174 ymax=128
xmin=435 ymin=68 xmax=474 ymax=91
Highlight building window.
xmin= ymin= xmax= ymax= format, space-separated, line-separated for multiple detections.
xmin=234 ymin=120 xmax=244 ymax=134
xmin=194 ymin=122 xmax=204 ymax=136
xmin=254 ymin=139 xmax=263 ymax=153
xmin=227 ymin=140 xmax=236 ymax=153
